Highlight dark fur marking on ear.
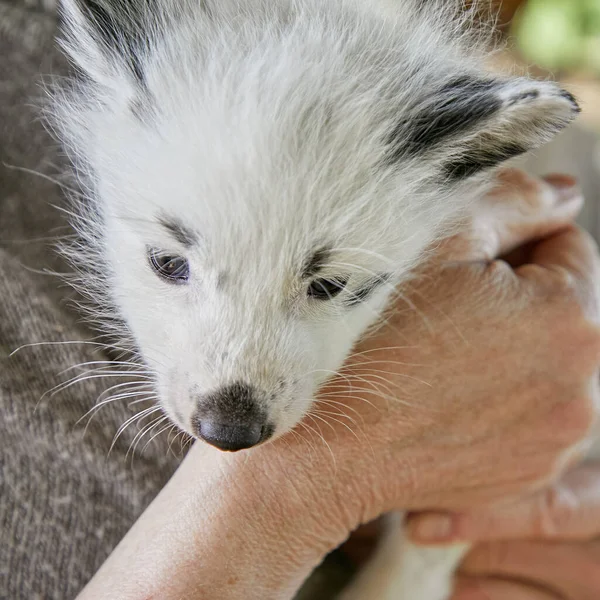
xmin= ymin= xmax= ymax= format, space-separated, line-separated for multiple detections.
xmin=507 ymin=89 xmax=540 ymax=105
xmin=302 ymin=247 xmax=331 ymax=279
xmin=443 ymin=142 xmax=529 ymax=180
xmin=159 ymin=215 xmax=199 ymax=247
xmin=387 ymin=76 xmax=501 ymax=162
xmin=346 ymin=274 xmax=390 ymax=307
xmin=74 ymin=0 xmax=150 ymax=85
xmin=558 ymin=89 xmax=581 ymax=112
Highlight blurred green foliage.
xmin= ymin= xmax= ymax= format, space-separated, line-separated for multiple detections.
xmin=512 ymin=0 xmax=600 ymax=74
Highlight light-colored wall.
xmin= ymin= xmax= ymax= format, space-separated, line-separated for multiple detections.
xmin=519 ymin=124 xmax=600 ymax=240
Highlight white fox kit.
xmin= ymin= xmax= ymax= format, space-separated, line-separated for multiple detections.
xmin=52 ymin=0 xmax=580 ymax=597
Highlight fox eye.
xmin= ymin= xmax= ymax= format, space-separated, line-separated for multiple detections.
xmin=148 ymin=248 xmax=190 ymax=283
xmin=307 ymin=277 xmax=348 ymax=300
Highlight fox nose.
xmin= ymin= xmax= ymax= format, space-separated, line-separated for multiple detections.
xmin=193 ymin=383 xmax=273 ymax=452
xmin=197 ymin=420 xmax=264 ymax=451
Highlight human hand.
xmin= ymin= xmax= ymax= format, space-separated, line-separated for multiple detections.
xmin=284 ymin=170 xmax=600 ymax=536
xmin=409 ymin=461 xmax=600 ymax=599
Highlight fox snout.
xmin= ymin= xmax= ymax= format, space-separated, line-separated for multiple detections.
xmin=192 ymin=382 xmax=274 ymax=451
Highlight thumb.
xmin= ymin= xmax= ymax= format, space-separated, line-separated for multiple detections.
xmin=440 ymin=169 xmax=583 ymax=262
xmin=407 ymin=462 xmax=600 ymax=544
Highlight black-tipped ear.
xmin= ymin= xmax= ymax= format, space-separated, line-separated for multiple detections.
xmin=389 ymin=75 xmax=580 ymax=179
xmin=59 ymin=0 xmax=152 ymax=86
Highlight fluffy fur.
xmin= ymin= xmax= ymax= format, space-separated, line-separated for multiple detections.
xmin=50 ymin=0 xmax=580 ymax=597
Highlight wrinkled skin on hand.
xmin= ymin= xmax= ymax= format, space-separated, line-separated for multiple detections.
xmin=421 ymin=462 xmax=600 ymax=600
xmin=258 ymin=169 xmax=600 ymax=553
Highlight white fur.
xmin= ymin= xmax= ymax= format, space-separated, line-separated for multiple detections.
xmin=50 ymin=0 xmax=580 ymax=597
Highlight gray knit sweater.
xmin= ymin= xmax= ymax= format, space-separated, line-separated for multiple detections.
xmin=0 ymin=4 xmax=182 ymax=597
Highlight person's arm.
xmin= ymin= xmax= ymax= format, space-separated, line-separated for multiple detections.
xmin=77 ymin=171 xmax=600 ymax=599
xmin=76 ymin=441 xmax=342 ymax=600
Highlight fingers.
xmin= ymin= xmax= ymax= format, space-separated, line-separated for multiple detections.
xmin=440 ymin=169 xmax=583 ymax=262
xmin=458 ymin=539 xmax=600 ymax=599
xmin=520 ymin=225 xmax=600 ymax=299
xmin=515 ymin=227 xmax=600 ymax=329
xmin=408 ymin=463 xmax=600 ymax=544
xmin=451 ymin=576 xmax=561 ymax=600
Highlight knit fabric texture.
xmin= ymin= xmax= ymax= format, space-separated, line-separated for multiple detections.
xmin=0 ymin=4 xmax=183 ymax=597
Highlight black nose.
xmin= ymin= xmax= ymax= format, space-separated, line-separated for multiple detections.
xmin=193 ymin=382 xmax=272 ymax=452
xmin=197 ymin=420 xmax=264 ymax=451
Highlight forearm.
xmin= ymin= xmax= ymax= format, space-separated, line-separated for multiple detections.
xmin=76 ymin=442 xmax=340 ymax=600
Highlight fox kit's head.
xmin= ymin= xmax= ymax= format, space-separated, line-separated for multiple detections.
xmin=55 ymin=0 xmax=578 ymax=450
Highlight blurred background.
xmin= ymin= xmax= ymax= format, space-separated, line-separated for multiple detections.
xmin=495 ymin=0 xmax=600 ymax=78
xmin=491 ymin=0 xmax=599 ymax=126
xmin=489 ymin=0 xmax=600 ymax=233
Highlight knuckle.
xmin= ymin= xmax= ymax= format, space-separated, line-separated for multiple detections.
xmin=548 ymin=266 xmax=579 ymax=297
xmin=549 ymin=397 xmax=596 ymax=448
xmin=567 ymin=397 xmax=596 ymax=441
xmin=523 ymin=264 xmax=580 ymax=302
xmin=532 ymin=483 xmax=578 ymax=537
xmin=484 ymin=259 xmax=517 ymax=286
xmin=547 ymin=271 xmax=600 ymax=329
xmin=529 ymin=284 xmax=600 ymax=374
xmin=519 ymin=265 xmax=577 ymax=301
xmin=574 ymin=399 xmax=597 ymax=439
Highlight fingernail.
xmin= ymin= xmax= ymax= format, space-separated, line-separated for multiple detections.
xmin=409 ymin=514 xmax=454 ymax=543
xmin=544 ymin=174 xmax=581 ymax=203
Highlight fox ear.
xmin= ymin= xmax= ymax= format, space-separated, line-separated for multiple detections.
xmin=389 ymin=74 xmax=580 ymax=179
xmin=58 ymin=0 xmax=152 ymax=88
